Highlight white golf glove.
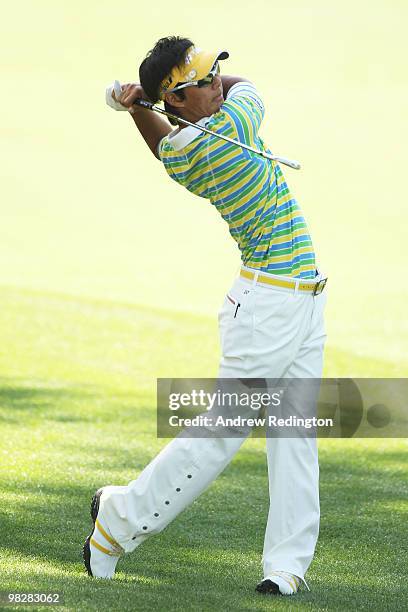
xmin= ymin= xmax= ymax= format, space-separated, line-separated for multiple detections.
xmin=105 ymin=80 xmax=128 ymax=111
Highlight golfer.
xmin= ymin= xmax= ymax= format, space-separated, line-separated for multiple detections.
xmin=84 ymin=35 xmax=328 ymax=597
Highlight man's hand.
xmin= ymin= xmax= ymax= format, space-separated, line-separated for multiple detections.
xmin=112 ymin=83 xmax=148 ymax=114
xmin=105 ymin=80 xmax=172 ymax=159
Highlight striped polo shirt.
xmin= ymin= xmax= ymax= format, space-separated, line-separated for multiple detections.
xmin=158 ymin=82 xmax=316 ymax=279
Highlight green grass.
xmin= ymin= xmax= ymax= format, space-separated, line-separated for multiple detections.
xmin=1 ymin=2 xmax=408 ymax=608
xmin=1 ymin=0 xmax=408 ymax=367
xmin=0 ymin=287 xmax=407 ymax=611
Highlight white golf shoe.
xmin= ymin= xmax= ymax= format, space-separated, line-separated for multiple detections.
xmin=256 ymin=570 xmax=307 ymax=595
xmin=83 ymin=487 xmax=124 ymax=579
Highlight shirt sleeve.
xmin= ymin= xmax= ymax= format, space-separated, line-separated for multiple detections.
xmin=223 ymin=81 xmax=265 ymax=136
xmin=156 ymin=137 xmax=165 ymax=160
xmin=156 ymin=136 xmax=186 ymax=183
xmin=156 ymin=130 xmax=181 ymax=162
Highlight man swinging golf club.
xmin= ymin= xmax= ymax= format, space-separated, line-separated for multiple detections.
xmin=84 ymin=35 xmax=328 ymax=597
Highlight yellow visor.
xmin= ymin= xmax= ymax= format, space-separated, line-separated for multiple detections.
xmin=159 ymin=46 xmax=229 ymax=100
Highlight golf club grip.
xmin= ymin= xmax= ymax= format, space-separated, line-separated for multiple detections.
xmin=132 ymin=99 xmax=154 ymax=110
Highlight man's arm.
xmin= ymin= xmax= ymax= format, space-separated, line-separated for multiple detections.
xmin=129 ymin=107 xmax=172 ymax=160
xmin=113 ymin=83 xmax=173 ymax=160
xmin=112 ymin=78 xmax=250 ymax=160
xmin=221 ymin=75 xmax=250 ymax=98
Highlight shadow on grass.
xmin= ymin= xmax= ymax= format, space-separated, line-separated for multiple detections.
xmin=0 ymin=383 xmax=90 ymax=421
xmin=1 ymin=377 xmax=407 ymax=609
xmin=0 ymin=377 xmax=153 ymax=426
xmin=1 ymin=453 xmax=407 ymax=586
xmin=1 ymin=467 xmax=407 ymax=612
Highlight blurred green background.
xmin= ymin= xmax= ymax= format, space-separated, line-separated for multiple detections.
xmin=1 ymin=0 xmax=407 ymax=369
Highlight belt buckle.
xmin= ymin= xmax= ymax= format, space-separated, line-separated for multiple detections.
xmin=313 ymin=278 xmax=327 ymax=296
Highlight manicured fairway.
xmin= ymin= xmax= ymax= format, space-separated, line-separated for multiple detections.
xmin=1 ymin=1 xmax=407 ymax=610
xmin=0 ymin=288 xmax=407 ymax=611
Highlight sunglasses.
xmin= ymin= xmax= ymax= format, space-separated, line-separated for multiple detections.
xmin=165 ymin=61 xmax=220 ymax=94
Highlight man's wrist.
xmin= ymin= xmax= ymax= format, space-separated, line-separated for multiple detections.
xmin=129 ymin=106 xmax=152 ymax=121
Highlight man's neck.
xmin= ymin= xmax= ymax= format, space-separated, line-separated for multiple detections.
xmin=177 ymin=114 xmax=209 ymax=131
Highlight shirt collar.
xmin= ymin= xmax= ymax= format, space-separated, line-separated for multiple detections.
xmin=167 ymin=115 xmax=212 ymax=151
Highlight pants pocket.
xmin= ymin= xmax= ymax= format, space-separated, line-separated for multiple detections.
xmin=218 ymin=292 xmax=254 ymax=360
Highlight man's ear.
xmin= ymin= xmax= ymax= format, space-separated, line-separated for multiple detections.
xmin=164 ymin=92 xmax=185 ymax=108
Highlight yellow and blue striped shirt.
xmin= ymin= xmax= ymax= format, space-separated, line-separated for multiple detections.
xmin=158 ymin=82 xmax=316 ymax=278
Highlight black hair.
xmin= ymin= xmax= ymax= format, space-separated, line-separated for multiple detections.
xmin=139 ymin=36 xmax=193 ymax=126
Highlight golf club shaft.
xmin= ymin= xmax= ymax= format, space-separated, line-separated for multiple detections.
xmin=133 ymin=99 xmax=301 ymax=170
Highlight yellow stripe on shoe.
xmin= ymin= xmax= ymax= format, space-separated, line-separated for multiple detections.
xmin=90 ymin=537 xmax=121 ymax=557
xmin=284 ymin=575 xmax=296 ymax=592
xmin=266 ymin=571 xmax=299 ymax=595
xmin=95 ymin=519 xmax=119 ymax=548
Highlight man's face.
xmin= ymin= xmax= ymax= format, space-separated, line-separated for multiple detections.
xmin=164 ymin=69 xmax=224 ymax=125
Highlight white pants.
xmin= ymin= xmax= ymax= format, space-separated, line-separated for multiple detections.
xmin=100 ymin=267 xmax=327 ymax=584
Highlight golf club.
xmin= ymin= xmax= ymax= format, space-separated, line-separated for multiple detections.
xmin=118 ymin=86 xmax=301 ymax=170
xmin=135 ymin=98 xmax=301 ymax=169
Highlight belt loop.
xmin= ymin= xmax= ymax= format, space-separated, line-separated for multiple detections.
xmin=252 ymin=270 xmax=260 ymax=287
xmin=294 ymin=279 xmax=300 ymax=295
